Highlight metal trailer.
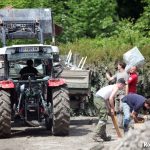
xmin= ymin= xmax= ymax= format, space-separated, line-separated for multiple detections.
xmin=60 ymin=51 xmax=92 ymax=115
xmin=61 ymin=69 xmax=91 ymax=111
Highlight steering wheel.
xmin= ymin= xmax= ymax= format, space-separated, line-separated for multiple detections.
xmin=21 ymin=73 xmax=36 ymax=80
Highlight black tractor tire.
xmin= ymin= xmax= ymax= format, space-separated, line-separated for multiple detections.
xmin=52 ymin=85 xmax=70 ymax=136
xmin=0 ymin=90 xmax=11 ymax=138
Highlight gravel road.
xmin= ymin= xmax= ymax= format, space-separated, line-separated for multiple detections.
xmin=0 ymin=116 xmax=122 ymax=150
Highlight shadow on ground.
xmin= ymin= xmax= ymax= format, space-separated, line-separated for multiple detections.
xmin=10 ymin=117 xmax=98 ymax=138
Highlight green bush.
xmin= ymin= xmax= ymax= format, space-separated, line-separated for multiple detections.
xmin=59 ymin=35 xmax=150 ymax=63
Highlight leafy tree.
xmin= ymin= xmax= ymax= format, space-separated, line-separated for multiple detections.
xmin=0 ymin=0 xmax=33 ymax=8
xmin=57 ymin=0 xmax=118 ymax=42
xmin=0 ymin=0 xmax=149 ymax=43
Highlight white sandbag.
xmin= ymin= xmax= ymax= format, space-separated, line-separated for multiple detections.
xmin=123 ymin=47 xmax=145 ymax=71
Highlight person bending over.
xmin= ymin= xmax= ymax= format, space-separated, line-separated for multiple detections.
xmin=121 ymin=93 xmax=150 ymax=133
xmin=93 ymin=78 xmax=126 ymax=142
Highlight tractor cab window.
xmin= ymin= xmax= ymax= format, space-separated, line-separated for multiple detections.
xmin=9 ymin=59 xmax=44 ymax=79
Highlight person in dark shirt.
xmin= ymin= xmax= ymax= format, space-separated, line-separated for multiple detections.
xmin=121 ymin=93 xmax=150 ymax=132
xmin=19 ymin=59 xmax=39 ymax=79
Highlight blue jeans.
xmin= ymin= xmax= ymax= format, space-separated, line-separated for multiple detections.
xmin=122 ymin=102 xmax=130 ymax=132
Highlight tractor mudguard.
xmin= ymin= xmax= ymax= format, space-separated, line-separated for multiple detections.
xmin=48 ymin=78 xmax=66 ymax=87
xmin=0 ymin=80 xmax=15 ymax=89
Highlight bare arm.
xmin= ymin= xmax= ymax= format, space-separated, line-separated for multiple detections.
xmin=131 ymin=111 xmax=138 ymax=123
xmin=106 ymin=72 xmax=115 ymax=81
xmin=109 ymin=86 xmax=118 ymax=115
xmin=125 ymin=84 xmax=129 ymax=95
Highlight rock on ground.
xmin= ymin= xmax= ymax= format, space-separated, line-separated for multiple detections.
xmin=113 ymin=121 xmax=150 ymax=150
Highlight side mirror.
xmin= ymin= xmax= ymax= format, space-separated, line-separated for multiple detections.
xmin=0 ymin=62 xmax=3 ymax=69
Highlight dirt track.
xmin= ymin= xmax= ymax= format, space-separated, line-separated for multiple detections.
xmin=0 ymin=116 xmax=122 ymax=150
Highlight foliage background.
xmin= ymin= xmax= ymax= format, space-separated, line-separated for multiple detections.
xmin=0 ymin=0 xmax=149 ymax=62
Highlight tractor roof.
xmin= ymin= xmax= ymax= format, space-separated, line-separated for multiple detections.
xmin=0 ymin=44 xmax=59 ymax=55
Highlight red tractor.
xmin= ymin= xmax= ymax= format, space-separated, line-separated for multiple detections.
xmin=0 ymin=8 xmax=70 ymax=138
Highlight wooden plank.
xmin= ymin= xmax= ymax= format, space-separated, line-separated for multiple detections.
xmin=104 ymin=100 xmax=122 ymax=138
xmin=110 ymin=115 xmax=122 ymax=138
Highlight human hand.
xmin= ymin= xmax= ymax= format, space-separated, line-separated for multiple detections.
xmin=137 ymin=117 xmax=145 ymax=123
xmin=110 ymin=108 xmax=115 ymax=116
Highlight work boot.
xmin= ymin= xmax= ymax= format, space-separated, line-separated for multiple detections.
xmin=99 ymin=123 xmax=111 ymax=141
xmin=93 ymin=121 xmax=111 ymax=142
xmin=93 ymin=123 xmax=103 ymax=142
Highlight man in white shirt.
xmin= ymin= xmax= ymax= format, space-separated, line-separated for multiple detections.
xmin=93 ymin=78 xmax=126 ymax=142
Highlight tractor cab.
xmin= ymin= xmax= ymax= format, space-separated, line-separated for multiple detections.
xmin=0 ymin=44 xmax=59 ymax=80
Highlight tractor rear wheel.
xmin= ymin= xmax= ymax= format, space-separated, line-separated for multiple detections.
xmin=0 ymin=90 xmax=11 ymax=138
xmin=52 ymin=85 xmax=70 ymax=136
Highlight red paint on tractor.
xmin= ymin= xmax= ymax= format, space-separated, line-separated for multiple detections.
xmin=0 ymin=80 xmax=15 ymax=88
xmin=48 ymin=78 xmax=66 ymax=87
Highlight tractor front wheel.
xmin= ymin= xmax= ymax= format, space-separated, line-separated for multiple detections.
xmin=52 ymin=85 xmax=70 ymax=136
